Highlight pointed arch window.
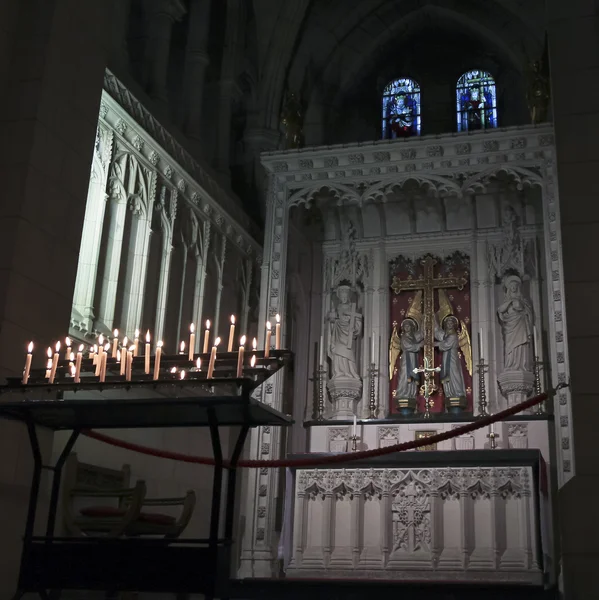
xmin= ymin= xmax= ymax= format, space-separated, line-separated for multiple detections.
xmin=382 ymin=78 xmax=421 ymax=139
xmin=456 ymin=70 xmax=498 ymax=132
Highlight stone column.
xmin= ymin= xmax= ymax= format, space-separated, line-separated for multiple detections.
xmin=71 ymin=128 xmax=114 ymax=333
xmin=182 ymin=0 xmax=211 ymax=141
xmin=547 ymin=2 xmax=599 ymax=595
xmin=212 ymin=235 xmax=227 ymax=338
xmin=143 ymin=0 xmax=186 ymax=107
xmin=191 ymin=220 xmax=210 ymax=351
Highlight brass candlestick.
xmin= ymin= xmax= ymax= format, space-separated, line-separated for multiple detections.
xmin=349 ymin=434 xmax=359 ymax=452
xmin=533 ymin=356 xmax=545 ymax=415
xmin=487 ymin=429 xmax=499 ymax=450
xmin=314 ymin=364 xmax=327 ymax=420
xmin=476 ymin=357 xmax=489 ymax=417
xmin=368 ymin=363 xmax=378 ymax=419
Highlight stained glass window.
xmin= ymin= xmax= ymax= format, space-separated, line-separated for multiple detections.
xmin=382 ymin=78 xmax=421 ymax=139
xmin=456 ymin=70 xmax=498 ymax=132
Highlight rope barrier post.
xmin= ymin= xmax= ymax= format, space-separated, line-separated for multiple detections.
xmin=207 ymin=407 xmax=223 ymax=600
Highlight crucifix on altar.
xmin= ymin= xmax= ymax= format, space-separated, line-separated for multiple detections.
xmin=389 ymin=253 xmax=473 ymax=416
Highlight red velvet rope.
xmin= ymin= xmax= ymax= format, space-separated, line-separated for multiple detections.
xmin=82 ymin=389 xmax=556 ymax=469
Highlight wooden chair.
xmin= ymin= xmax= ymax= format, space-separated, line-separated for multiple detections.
xmin=62 ymin=453 xmax=196 ymax=539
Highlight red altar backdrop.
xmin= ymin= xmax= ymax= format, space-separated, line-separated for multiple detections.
xmin=389 ymin=252 xmax=473 ymax=415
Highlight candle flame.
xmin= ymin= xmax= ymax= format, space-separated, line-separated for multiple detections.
xmin=104 ymin=343 xmax=110 ymax=351
xmin=129 ymin=345 xmax=135 ymax=352
xmin=117 ymin=349 xmax=121 ymax=361
xmin=253 ymin=338 xmax=257 ymax=350
xmin=65 ymin=337 xmax=71 ymax=347
xmin=157 ymin=340 xmax=163 ymax=348
xmin=113 ymin=329 xmax=118 ymax=337
xmin=78 ymin=344 xmax=84 ymax=352
xmin=135 ymin=329 xmax=140 ymax=338
xmin=240 ymin=335 xmax=246 ymax=346
xmin=214 ymin=337 xmax=221 ymax=347
xmin=180 ymin=341 xmax=185 ymax=352
xmin=123 ymin=336 xmax=128 ymax=347
xmin=55 ymin=341 xmax=61 ymax=352
xmin=46 ymin=358 xmax=52 ymax=368
xmin=146 ymin=330 xmax=150 ymax=343
xmin=190 ymin=322 xmax=195 ymax=333
xmin=250 ymin=355 xmax=256 ymax=368
xmin=231 ymin=315 xmax=235 ymax=325
xmin=170 ymin=367 xmax=177 ymax=373
xmin=69 ymin=352 xmax=74 ymax=361
xmin=70 ymin=364 xmax=76 ymax=377
xmin=266 ymin=321 xmax=271 ymax=330
xmin=205 ymin=319 xmax=211 ymax=329
xmin=196 ymin=357 xmax=201 ymax=369
xmin=27 ymin=342 xmax=33 ymax=353
xmin=98 ymin=334 xmax=104 ymax=345
xmin=94 ymin=344 xmax=98 ymax=353
xmin=180 ymin=370 xmax=186 ymax=380
xmin=276 ymin=314 xmax=280 ymax=323
xmin=47 ymin=347 xmax=52 ymax=358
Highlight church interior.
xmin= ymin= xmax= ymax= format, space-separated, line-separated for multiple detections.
xmin=0 ymin=0 xmax=596 ymax=598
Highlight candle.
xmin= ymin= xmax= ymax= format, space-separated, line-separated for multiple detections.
xmin=371 ymin=334 xmax=375 ymax=363
xmin=353 ymin=415 xmax=357 ymax=438
xmin=72 ymin=344 xmax=82 ymax=383
xmin=275 ymin=314 xmax=281 ymax=350
xmin=70 ymin=363 xmax=76 ymax=378
xmin=533 ymin=326 xmax=539 ymax=358
xmin=319 ymin=335 xmax=324 ymax=365
xmin=478 ymin=328 xmax=483 ymax=356
xmin=250 ymin=354 xmax=256 ymax=368
xmin=49 ymin=341 xmax=60 ymax=384
xmin=91 ymin=344 xmax=98 ymax=364
xmin=45 ymin=358 xmax=52 ymax=379
xmin=22 ymin=342 xmax=33 ymax=384
xmin=134 ymin=329 xmax=140 ymax=357
xmin=265 ymin=321 xmax=272 ymax=358
xmin=95 ymin=335 xmax=104 ymax=376
xmin=180 ymin=370 xmax=186 ymax=380
xmin=145 ymin=330 xmax=151 ymax=375
xmin=203 ymin=320 xmax=211 ymax=353
xmin=112 ymin=329 xmax=119 ymax=357
xmin=189 ymin=323 xmax=195 ymax=360
xmin=237 ymin=335 xmax=246 ymax=378
xmin=99 ymin=348 xmax=108 ymax=383
xmin=116 ymin=348 xmax=122 ymax=374
xmin=207 ymin=337 xmax=221 ymax=379
xmin=228 ymin=316 xmax=236 ymax=352
xmin=65 ymin=337 xmax=72 ymax=361
xmin=196 ymin=357 xmax=201 ymax=371
xmin=126 ymin=345 xmax=133 ymax=381
xmin=153 ymin=340 xmax=163 ymax=380
xmin=180 ymin=341 xmax=186 ymax=355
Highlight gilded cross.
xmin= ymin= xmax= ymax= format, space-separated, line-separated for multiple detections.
xmin=391 ymin=256 xmax=467 ymax=380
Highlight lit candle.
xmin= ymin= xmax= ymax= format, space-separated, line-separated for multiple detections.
xmin=91 ymin=344 xmax=98 ymax=364
xmin=126 ymin=345 xmax=133 ymax=381
xmin=145 ymin=330 xmax=151 ymax=375
xmin=252 ymin=337 xmax=257 ymax=365
xmin=153 ymin=340 xmax=163 ymax=380
xmin=65 ymin=337 xmax=72 ymax=361
xmin=112 ymin=329 xmax=119 ymax=357
xmin=189 ymin=323 xmax=195 ymax=360
xmin=49 ymin=341 xmax=60 ymax=384
xmin=74 ymin=344 xmax=83 ymax=383
xmin=319 ymin=335 xmax=324 ymax=365
xmin=228 ymin=316 xmax=236 ymax=352
xmin=203 ymin=320 xmax=211 ymax=353
xmin=22 ymin=342 xmax=33 ymax=385
xmin=180 ymin=341 xmax=186 ymax=355
xmin=180 ymin=370 xmax=186 ymax=380
xmin=265 ymin=321 xmax=272 ymax=358
xmin=133 ymin=329 xmax=140 ymax=357
xmin=119 ymin=345 xmax=127 ymax=376
xmin=207 ymin=337 xmax=221 ymax=379
xmin=237 ymin=335 xmax=246 ymax=378
xmin=250 ymin=354 xmax=256 ymax=368
xmin=353 ymin=415 xmax=357 ymax=438
xmin=99 ymin=346 xmax=108 ymax=383
xmin=195 ymin=357 xmax=201 ymax=371
xmin=70 ymin=363 xmax=76 ymax=378
xmin=95 ymin=335 xmax=104 ymax=376
xmin=45 ymin=358 xmax=52 ymax=379
xmin=275 ymin=314 xmax=281 ymax=350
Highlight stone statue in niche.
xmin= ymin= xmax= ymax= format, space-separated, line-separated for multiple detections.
xmin=496 ymin=273 xmax=535 ymax=407
xmin=326 ymin=282 xmax=363 ymax=419
xmin=394 ymin=319 xmax=424 ymax=403
xmin=327 ymin=282 xmax=362 ymax=379
xmin=434 ymin=316 xmax=467 ymax=404
xmin=497 ymin=274 xmax=534 ymax=372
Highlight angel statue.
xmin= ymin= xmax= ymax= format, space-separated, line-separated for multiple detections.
xmin=389 ymin=291 xmax=424 ymax=404
xmin=434 ymin=315 xmax=470 ymax=403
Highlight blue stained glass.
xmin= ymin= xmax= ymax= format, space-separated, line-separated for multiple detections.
xmin=456 ymin=70 xmax=498 ymax=132
xmin=382 ymin=78 xmax=421 ymax=139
